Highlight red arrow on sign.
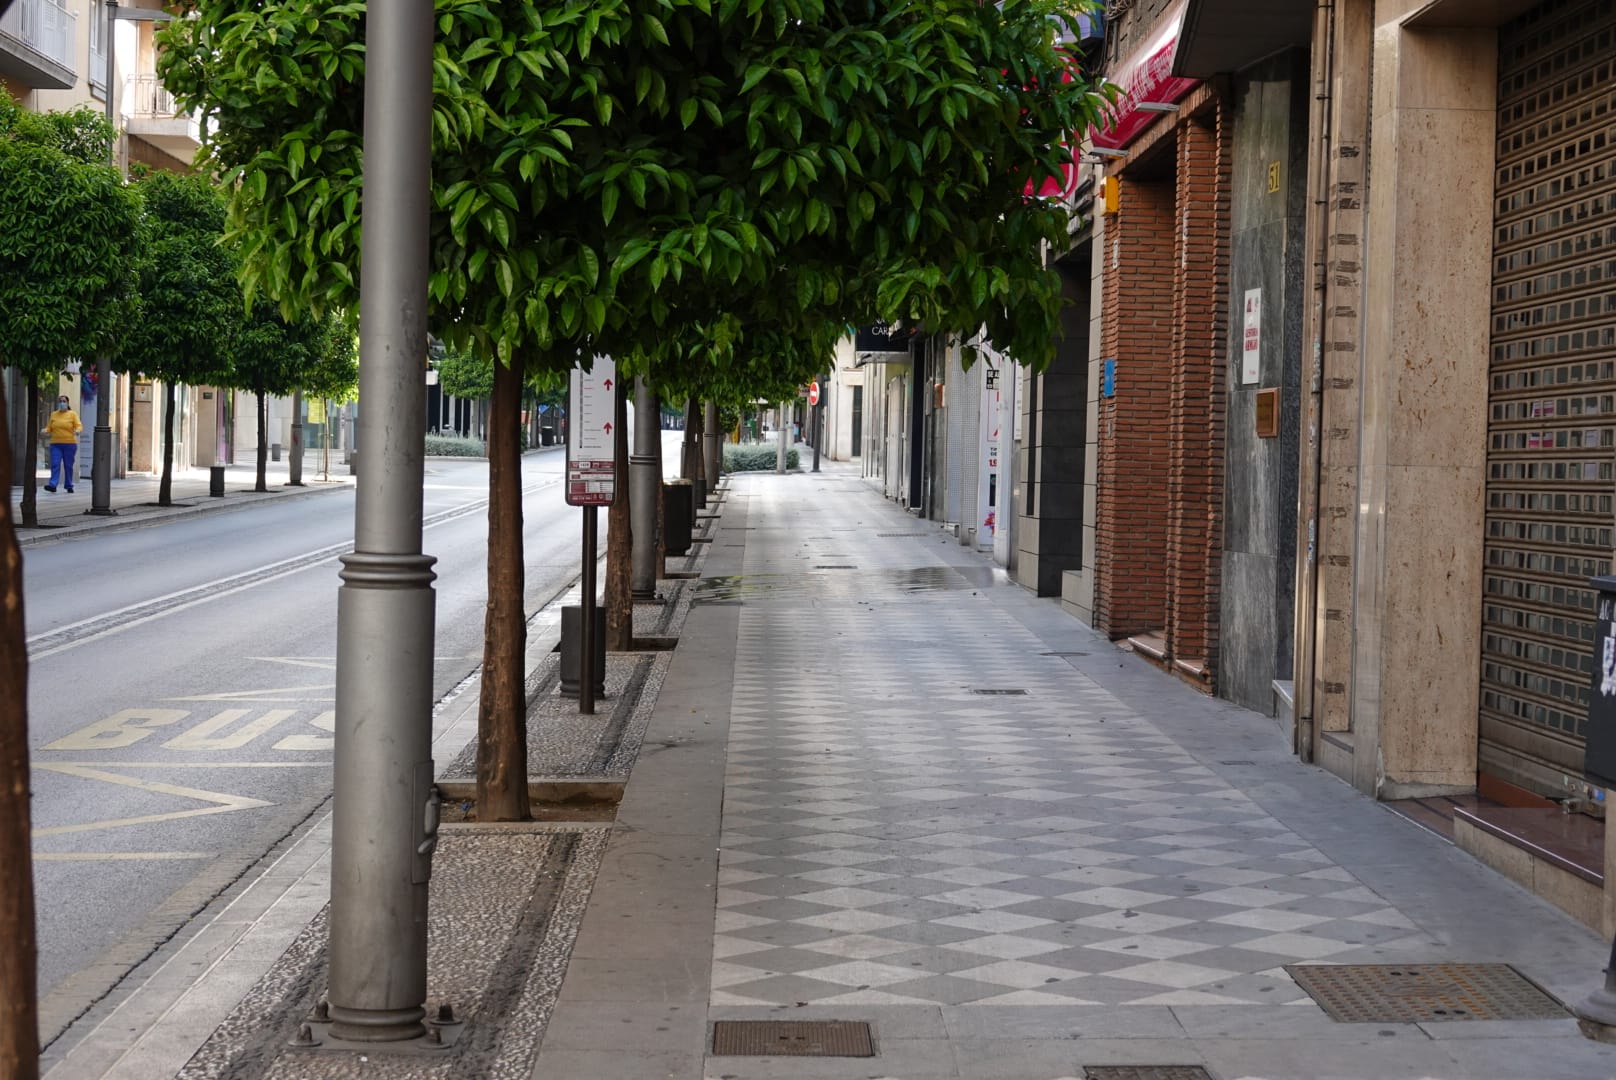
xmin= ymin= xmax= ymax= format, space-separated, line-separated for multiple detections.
xmin=603 ymin=422 xmax=613 ymax=433
xmin=603 ymin=378 xmax=613 ymax=390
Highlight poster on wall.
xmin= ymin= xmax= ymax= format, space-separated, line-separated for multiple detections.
xmin=1242 ymin=288 xmax=1262 ymax=385
xmin=976 ymin=346 xmax=1003 ymax=549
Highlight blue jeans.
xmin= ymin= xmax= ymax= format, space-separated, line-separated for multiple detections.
xmin=49 ymin=442 xmax=77 ymax=489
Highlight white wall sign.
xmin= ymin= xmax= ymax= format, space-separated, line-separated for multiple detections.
xmin=1241 ymin=288 xmax=1262 ymax=385
xmin=566 ymin=356 xmax=617 ymax=506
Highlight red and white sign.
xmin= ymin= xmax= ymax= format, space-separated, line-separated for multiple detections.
xmin=808 ymin=381 xmax=821 ymax=407
xmin=1242 ymin=288 xmax=1262 ymax=385
xmin=566 ymin=356 xmax=617 ymax=507
xmin=1091 ymin=0 xmax=1199 ymax=152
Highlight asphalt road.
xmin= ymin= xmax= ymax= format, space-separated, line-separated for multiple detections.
xmin=21 ymin=450 xmax=593 ymax=1041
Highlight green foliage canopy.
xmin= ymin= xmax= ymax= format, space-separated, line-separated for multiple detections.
xmin=120 ymin=171 xmax=240 ymax=390
xmin=435 ymin=344 xmax=495 ymax=400
xmin=0 ymin=105 xmax=142 ymax=379
xmin=158 ymin=0 xmax=1109 ymax=394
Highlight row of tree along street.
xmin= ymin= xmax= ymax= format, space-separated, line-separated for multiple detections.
xmin=0 ymin=0 xmax=1113 ymax=1072
xmin=0 ymin=102 xmax=359 ymax=524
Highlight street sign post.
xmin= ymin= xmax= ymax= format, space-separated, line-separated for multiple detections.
xmin=568 ymin=358 xmax=616 ymax=715
xmin=567 ymin=358 xmax=617 ymax=507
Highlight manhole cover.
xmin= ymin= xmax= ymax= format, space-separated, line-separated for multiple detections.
xmin=971 ymin=688 xmax=1029 ymax=696
xmin=1286 ymin=963 xmax=1567 ymax=1023
xmin=1083 ymin=1068 xmax=1213 ymax=1080
xmin=711 ymin=1020 xmax=875 ymax=1057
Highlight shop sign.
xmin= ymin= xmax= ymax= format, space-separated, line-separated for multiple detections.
xmin=1091 ymin=0 xmax=1199 ymax=151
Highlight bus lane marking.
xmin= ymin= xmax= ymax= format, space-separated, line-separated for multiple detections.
xmin=30 ymin=763 xmax=272 ymax=837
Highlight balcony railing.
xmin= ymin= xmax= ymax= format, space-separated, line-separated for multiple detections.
xmin=0 ymin=0 xmax=76 ymax=75
xmin=124 ymin=72 xmax=202 ymax=143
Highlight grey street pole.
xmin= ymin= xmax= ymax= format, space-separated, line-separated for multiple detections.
xmin=288 ymin=389 xmax=304 ymax=486
xmin=630 ymin=378 xmax=657 ymax=601
xmin=812 ymin=374 xmax=825 ymax=473
xmin=327 ymin=0 xmax=437 ymax=1044
xmin=703 ymin=400 xmax=720 ymax=495
xmin=775 ymin=403 xmax=787 ymax=473
xmin=580 ymin=506 xmax=598 ymax=715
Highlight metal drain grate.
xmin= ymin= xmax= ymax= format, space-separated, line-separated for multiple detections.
xmin=1218 ymin=760 xmax=1256 ymax=766
xmin=1083 ymin=1067 xmax=1213 ymax=1080
xmin=1286 ymin=963 xmax=1568 ymax=1023
xmin=971 ymin=688 xmax=1029 ymax=696
xmin=814 ymin=564 xmax=858 ymax=569
xmin=877 ymin=532 xmax=931 ymax=537
xmin=711 ymin=1020 xmax=875 ymax=1057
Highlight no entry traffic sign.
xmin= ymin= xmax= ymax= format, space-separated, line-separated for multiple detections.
xmin=808 ymin=381 xmax=820 ymax=407
xmin=567 ymin=357 xmax=617 ymax=506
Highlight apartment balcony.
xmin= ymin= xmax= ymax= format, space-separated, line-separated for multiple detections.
xmin=124 ymin=72 xmax=201 ymax=160
xmin=0 ymin=0 xmax=76 ymax=90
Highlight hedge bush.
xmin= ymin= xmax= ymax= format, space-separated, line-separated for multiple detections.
xmin=724 ymin=444 xmax=798 ymax=471
xmin=425 ymin=434 xmax=486 ymax=457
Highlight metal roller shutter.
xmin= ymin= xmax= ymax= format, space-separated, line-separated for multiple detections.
xmin=1481 ymin=0 xmax=1616 ymax=794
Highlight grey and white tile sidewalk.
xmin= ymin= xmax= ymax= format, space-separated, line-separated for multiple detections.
xmin=665 ymin=461 xmax=1616 ymax=1078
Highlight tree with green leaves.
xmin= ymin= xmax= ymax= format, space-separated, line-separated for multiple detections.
xmin=122 ymin=171 xmax=239 ymax=506
xmin=0 ymin=103 xmax=142 ymax=528
xmin=159 ymin=0 xmax=1109 ymax=820
xmin=229 ymin=303 xmax=352 ymax=492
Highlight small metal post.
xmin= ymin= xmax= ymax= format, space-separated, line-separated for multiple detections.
xmin=1576 ymin=938 xmax=1616 ymax=1042
xmin=580 ymin=505 xmax=598 ymax=715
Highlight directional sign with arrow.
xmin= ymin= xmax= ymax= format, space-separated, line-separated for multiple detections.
xmin=567 ymin=356 xmax=617 ymax=506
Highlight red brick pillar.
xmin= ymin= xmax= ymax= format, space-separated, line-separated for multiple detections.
xmin=1165 ymin=107 xmax=1231 ymax=672
xmin=1094 ymin=170 xmax=1176 ymax=638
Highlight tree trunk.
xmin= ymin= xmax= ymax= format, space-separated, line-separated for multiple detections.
xmin=158 ymin=381 xmax=176 ymax=507
xmin=681 ymin=397 xmax=698 ymax=481
xmin=653 ymin=392 xmax=667 ymax=580
xmin=476 ymin=350 xmax=530 ymax=822
xmin=20 ymin=375 xmax=40 ymax=529
xmin=605 ymin=379 xmax=633 ymax=651
xmin=0 ymin=376 xmax=39 ymax=1080
xmin=254 ymin=387 xmax=269 ymax=493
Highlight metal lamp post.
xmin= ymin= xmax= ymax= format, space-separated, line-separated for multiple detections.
xmin=326 ymin=0 xmax=439 ymax=1043
xmin=91 ymin=1 xmax=171 ymax=516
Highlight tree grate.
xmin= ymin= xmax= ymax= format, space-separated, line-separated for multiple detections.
xmin=1083 ymin=1068 xmax=1214 ymax=1080
xmin=711 ymin=1020 xmax=874 ymax=1057
xmin=1285 ymin=963 xmax=1568 ymax=1023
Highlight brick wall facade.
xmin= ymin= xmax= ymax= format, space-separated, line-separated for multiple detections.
xmin=1094 ymin=168 xmax=1175 ymax=636
xmin=1166 ymin=108 xmax=1232 ymax=676
xmin=1094 ymin=90 xmax=1232 ymax=689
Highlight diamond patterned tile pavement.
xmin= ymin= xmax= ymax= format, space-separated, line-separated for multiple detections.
xmin=703 ymin=483 xmax=1426 ymax=1014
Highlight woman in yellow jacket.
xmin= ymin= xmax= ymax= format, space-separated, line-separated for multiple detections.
xmin=41 ymin=393 xmax=83 ymax=493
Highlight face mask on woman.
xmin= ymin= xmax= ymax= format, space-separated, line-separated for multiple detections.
xmin=56 ymin=398 xmax=69 ymax=411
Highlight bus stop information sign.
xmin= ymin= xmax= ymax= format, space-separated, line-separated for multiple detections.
xmin=567 ymin=357 xmax=617 ymax=506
